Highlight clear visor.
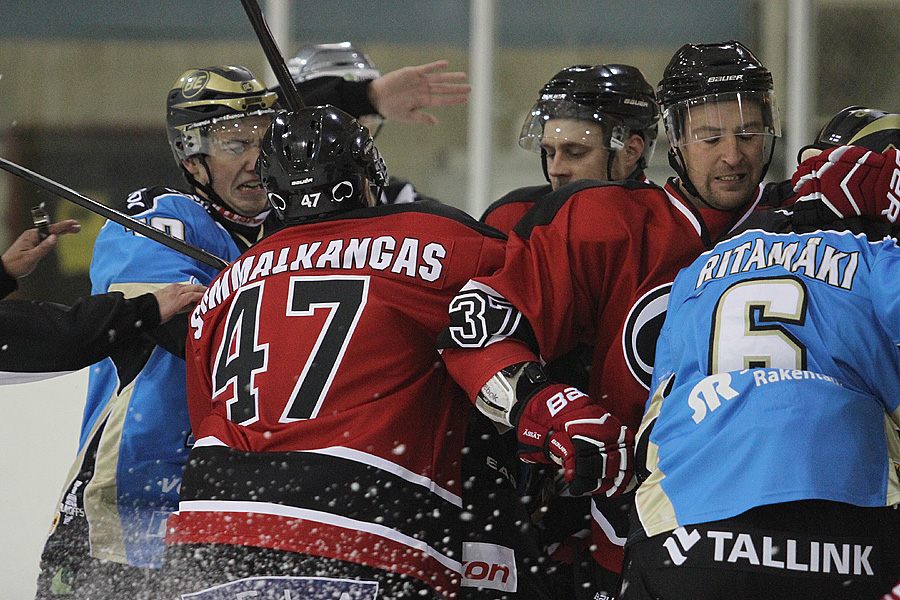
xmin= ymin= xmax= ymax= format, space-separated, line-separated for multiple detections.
xmin=663 ymin=90 xmax=780 ymax=148
xmin=519 ymin=98 xmax=623 ymax=153
xmin=181 ymin=111 xmax=275 ymax=158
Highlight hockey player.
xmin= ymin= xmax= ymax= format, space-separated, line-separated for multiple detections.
xmin=160 ymin=106 xmax=574 ymax=598
xmin=438 ymin=40 xmax=785 ymax=599
xmin=34 ymin=66 xmax=276 ymax=599
xmin=481 ymin=63 xmax=659 ymax=234
xmin=287 ymin=41 xmax=457 ymax=205
xmin=620 ymin=170 xmax=900 ymax=600
xmin=479 ymin=62 xmax=660 ymax=598
xmin=0 ymin=221 xmax=203 ymax=377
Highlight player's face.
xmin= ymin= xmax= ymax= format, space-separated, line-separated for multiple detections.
xmin=541 ymin=118 xmax=612 ymax=189
xmin=185 ymin=115 xmax=272 ymax=216
xmin=678 ymin=101 xmax=768 ymax=211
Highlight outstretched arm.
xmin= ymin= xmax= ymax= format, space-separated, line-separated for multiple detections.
xmin=0 ymin=282 xmax=204 ymax=377
xmin=368 ymin=60 xmax=470 ymax=125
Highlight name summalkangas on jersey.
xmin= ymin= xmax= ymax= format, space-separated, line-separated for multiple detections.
xmin=694 ymin=235 xmax=859 ymax=291
xmin=191 ymin=235 xmax=447 ymax=336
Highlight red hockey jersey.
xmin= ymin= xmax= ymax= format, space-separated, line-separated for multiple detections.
xmin=166 ymin=201 xmax=507 ymax=597
xmin=481 ymin=184 xmax=551 ymax=235
xmin=440 ymin=178 xmax=765 ymax=571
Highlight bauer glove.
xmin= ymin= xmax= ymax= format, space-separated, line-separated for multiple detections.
xmin=791 ymin=145 xmax=900 ymax=225
xmin=514 ymin=382 xmax=634 ymax=497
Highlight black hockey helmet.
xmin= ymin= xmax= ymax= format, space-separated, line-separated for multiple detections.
xmin=798 ymin=105 xmax=900 ymax=163
xmin=658 ymin=41 xmax=781 ymax=206
xmin=258 ymin=106 xmax=388 ymax=223
xmin=519 ymin=64 xmax=660 ymax=180
xmin=166 ymin=65 xmax=278 ymax=163
xmin=657 ymin=41 xmax=775 ymax=108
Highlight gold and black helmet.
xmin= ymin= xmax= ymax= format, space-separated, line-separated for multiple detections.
xmin=798 ymin=106 xmax=900 ymax=163
xmin=165 ymin=65 xmax=278 ymax=162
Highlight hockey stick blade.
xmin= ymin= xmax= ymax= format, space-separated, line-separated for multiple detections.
xmin=0 ymin=156 xmax=230 ymax=271
xmin=239 ymin=0 xmax=305 ymax=111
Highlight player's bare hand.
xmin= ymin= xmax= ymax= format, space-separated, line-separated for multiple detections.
xmin=1 ymin=219 xmax=81 ymax=278
xmin=153 ymin=283 xmax=206 ymax=323
xmin=368 ymin=60 xmax=470 ymax=126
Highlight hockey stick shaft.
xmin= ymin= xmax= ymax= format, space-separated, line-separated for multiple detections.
xmin=0 ymin=156 xmax=230 ymax=270
xmin=240 ymin=0 xmax=305 ymax=112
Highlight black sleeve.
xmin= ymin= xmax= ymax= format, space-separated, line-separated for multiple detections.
xmin=294 ymin=77 xmax=380 ymax=118
xmin=0 ymin=260 xmax=17 ymax=300
xmin=145 ymin=312 xmax=189 ymax=359
xmin=0 ymin=291 xmax=162 ymax=373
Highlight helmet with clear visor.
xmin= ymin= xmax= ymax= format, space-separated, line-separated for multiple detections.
xmin=166 ymin=65 xmax=278 ymax=165
xmin=519 ymin=64 xmax=659 ymax=181
xmin=657 ymin=41 xmax=781 ymax=204
xmin=662 ymin=90 xmax=780 ymax=149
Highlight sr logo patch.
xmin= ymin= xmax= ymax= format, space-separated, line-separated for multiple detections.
xmin=622 ymin=283 xmax=670 ymax=389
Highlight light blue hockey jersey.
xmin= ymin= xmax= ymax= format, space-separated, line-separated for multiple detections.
xmin=635 ymin=227 xmax=900 ymax=538
xmin=74 ymin=188 xmax=240 ymax=567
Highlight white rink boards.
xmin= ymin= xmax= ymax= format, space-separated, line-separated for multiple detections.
xmin=1 ymin=369 xmax=87 ymax=599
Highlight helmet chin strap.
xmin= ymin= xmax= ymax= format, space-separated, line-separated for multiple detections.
xmin=182 ymin=157 xmax=270 ymax=226
xmin=607 ymin=151 xmax=646 ymax=182
xmin=181 ymin=159 xmax=220 ymax=207
xmin=606 ymin=151 xmax=616 ymax=181
xmin=668 ymin=141 xmax=777 ymax=211
xmin=541 ymin=148 xmax=550 ymax=183
xmin=668 ymin=148 xmax=711 ymax=207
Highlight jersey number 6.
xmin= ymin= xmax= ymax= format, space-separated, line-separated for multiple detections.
xmin=709 ymin=275 xmax=808 ymax=374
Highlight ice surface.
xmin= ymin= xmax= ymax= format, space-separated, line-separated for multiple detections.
xmin=0 ymin=369 xmax=87 ymax=598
